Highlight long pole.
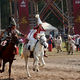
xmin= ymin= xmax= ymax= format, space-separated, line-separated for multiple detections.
xmin=66 ymin=0 xmax=70 ymax=34
xmin=33 ymin=1 xmax=38 ymax=14
xmin=0 ymin=0 xmax=1 ymax=34
xmin=61 ymin=0 xmax=65 ymax=34
xmin=9 ymin=0 xmax=12 ymax=16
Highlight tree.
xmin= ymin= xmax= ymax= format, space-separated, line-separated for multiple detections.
xmin=1 ymin=0 xmax=10 ymax=29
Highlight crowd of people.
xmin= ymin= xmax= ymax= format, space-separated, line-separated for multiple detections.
xmin=47 ymin=34 xmax=62 ymax=53
xmin=47 ymin=32 xmax=80 ymax=55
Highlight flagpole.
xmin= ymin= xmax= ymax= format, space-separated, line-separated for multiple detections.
xmin=9 ymin=0 xmax=12 ymax=16
xmin=0 ymin=1 xmax=1 ymax=34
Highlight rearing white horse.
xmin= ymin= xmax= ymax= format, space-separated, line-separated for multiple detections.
xmin=23 ymin=33 xmax=48 ymax=77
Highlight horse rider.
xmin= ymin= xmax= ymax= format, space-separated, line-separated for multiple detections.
xmin=0 ymin=16 xmax=25 ymax=55
xmin=27 ymin=14 xmax=48 ymax=57
xmin=0 ymin=16 xmax=24 ymax=41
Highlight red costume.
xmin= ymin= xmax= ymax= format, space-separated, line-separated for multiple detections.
xmin=48 ymin=38 xmax=52 ymax=52
xmin=33 ymin=25 xmax=45 ymax=39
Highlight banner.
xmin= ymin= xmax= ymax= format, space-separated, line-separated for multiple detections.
xmin=73 ymin=0 xmax=80 ymax=34
xmin=18 ymin=0 xmax=31 ymax=34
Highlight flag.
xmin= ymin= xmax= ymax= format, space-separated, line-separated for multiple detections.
xmin=18 ymin=0 xmax=31 ymax=34
xmin=73 ymin=0 xmax=80 ymax=34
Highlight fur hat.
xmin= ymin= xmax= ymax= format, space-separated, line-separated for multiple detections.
xmin=68 ymin=35 xmax=72 ymax=39
xmin=35 ymin=14 xmax=42 ymax=25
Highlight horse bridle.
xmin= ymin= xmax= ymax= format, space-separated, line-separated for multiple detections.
xmin=39 ymin=36 xmax=47 ymax=48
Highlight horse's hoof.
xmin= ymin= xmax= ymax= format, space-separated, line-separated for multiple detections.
xmin=38 ymin=63 xmax=41 ymax=66
xmin=0 ymin=70 xmax=3 ymax=73
xmin=0 ymin=64 xmax=1 ymax=68
xmin=36 ymin=69 xmax=39 ymax=72
xmin=40 ymin=64 xmax=45 ymax=67
xmin=28 ymin=74 xmax=31 ymax=77
xmin=33 ymin=68 xmax=35 ymax=71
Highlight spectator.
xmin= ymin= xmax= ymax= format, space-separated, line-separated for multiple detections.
xmin=48 ymin=34 xmax=53 ymax=52
xmin=55 ymin=35 xmax=62 ymax=53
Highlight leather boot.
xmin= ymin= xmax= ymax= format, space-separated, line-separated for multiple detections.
xmin=44 ymin=52 xmax=48 ymax=57
xmin=30 ymin=51 xmax=34 ymax=58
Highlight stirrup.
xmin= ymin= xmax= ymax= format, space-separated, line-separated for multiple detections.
xmin=28 ymin=45 xmax=30 ymax=50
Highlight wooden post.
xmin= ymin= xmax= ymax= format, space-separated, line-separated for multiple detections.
xmin=0 ymin=0 xmax=1 ymax=34
xmin=61 ymin=0 xmax=65 ymax=34
xmin=33 ymin=0 xmax=38 ymax=14
xmin=14 ymin=0 xmax=19 ymax=28
xmin=33 ymin=1 xmax=39 ymax=25
xmin=9 ymin=0 xmax=12 ymax=16
xmin=66 ymin=0 xmax=70 ymax=34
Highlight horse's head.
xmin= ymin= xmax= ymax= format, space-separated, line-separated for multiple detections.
xmin=39 ymin=35 xmax=48 ymax=48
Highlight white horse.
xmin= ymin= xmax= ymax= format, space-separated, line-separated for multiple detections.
xmin=23 ymin=34 xmax=48 ymax=77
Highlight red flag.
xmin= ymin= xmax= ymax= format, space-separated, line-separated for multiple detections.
xmin=73 ymin=0 xmax=80 ymax=34
xmin=18 ymin=0 xmax=31 ymax=34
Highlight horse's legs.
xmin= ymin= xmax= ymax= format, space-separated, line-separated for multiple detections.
xmin=33 ymin=54 xmax=39 ymax=72
xmin=24 ymin=55 xmax=31 ymax=77
xmin=0 ymin=60 xmax=6 ymax=73
xmin=9 ymin=61 xmax=13 ymax=79
xmin=71 ymin=48 xmax=73 ymax=55
xmin=23 ymin=47 xmax=31 ymax=77
xmin=40 ymin=53 xmax=45 ymax=67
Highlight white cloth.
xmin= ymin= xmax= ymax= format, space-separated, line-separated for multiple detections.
xmin=68 ymin=39 xmax=76 ymax=51
xmin=27 ymin=29 xmax=46 ymax=51
xmin=56 ymin=36 xmax=62 ymax=47
xmin=35 ymin=14 xmax=42 ymax=25
xmin=27 ymin=29 xmax=37 ymax=51
xmin=75 ymin=37 xmax=80 ymax=45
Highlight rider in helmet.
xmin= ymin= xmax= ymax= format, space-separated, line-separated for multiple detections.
xmin=0 ymin=16 xmax=24 ymax=42
xmin=0 ymin=16 xmax=25 ymax=57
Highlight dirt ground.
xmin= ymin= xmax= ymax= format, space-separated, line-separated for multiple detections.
xmin=0 ymin=51 xmax=80 ymax=80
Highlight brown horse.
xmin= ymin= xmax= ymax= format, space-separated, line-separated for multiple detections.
xmin=0 ymin=34 xmax=19 ymax=79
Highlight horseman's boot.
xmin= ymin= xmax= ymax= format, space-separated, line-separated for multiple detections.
xmin=44 ymin=51 xmax=48 ymax=57
xmin=30 ymin=51 xmax=34 ymax=58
